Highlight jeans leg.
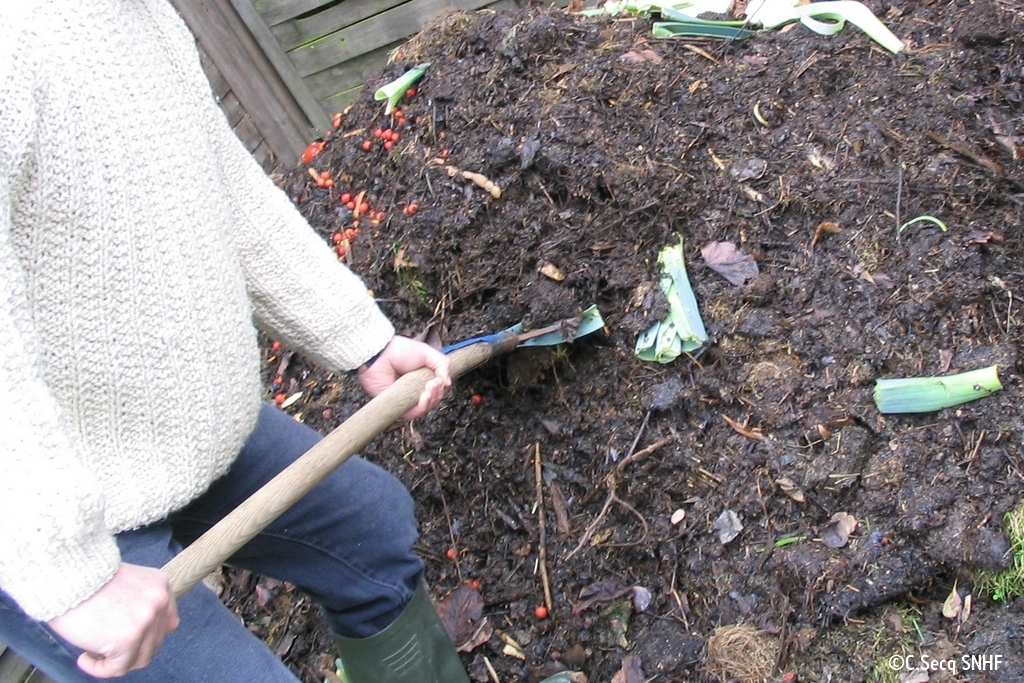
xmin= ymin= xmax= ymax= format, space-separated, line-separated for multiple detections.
xmin=0 ymin=523 xmax=300 ymax=683
xmin=171 ymin=404 xmax=423 ymax=638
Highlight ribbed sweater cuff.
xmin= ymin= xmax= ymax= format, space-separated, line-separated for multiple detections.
xmin=6 ymin=528 xmax=121 ymax=622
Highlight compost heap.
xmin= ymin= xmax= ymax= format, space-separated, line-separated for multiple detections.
xmin=231 ymin=1 xmax=1024 ymax=681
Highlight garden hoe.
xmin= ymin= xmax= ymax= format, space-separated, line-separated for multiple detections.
xmin=159 ymin=306 xmax=603 ymax=683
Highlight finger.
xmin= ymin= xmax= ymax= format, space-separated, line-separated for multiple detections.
xmin=423 ymin=351 xmax=452 ymax=385
xmin=78 ymin=651 xmax=134 ymax=679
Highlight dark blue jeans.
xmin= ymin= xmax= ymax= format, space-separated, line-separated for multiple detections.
xmin=0 ymin=404 xmax=423 ymax=682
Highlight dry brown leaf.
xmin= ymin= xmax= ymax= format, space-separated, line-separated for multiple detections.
xmin=775 ymin=477 xmax=805 ymax=503
xmin=942 ymin=582 xmax=962 ymax=620
xmin=820 ymin=512 xmax=857 ymax=548
xmin=701 ymin=241 xmax=760 ymax=286
xmin=811 ymin=221 xmax=841 ymax=248
xmin=713 ymin=509 xmax=743 ymax=544
xmin=611 ymin=655 xmax=645 ymax=683
xmin=723 ymin=414 xmax=765 ymax=440
xmin=436 ymin=583 xmax=485 ymax=647
xmin=539 ymin=261 xmax=566 ymax=281
xmin=573 ymin=579 xmax=633 ymax=614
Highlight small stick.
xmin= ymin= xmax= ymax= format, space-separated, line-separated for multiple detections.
xmin=895 ymin=161 xmax=904 ymax=242
xmin=431 ymin=461 xmax=462 ymax=581
xmin=483 ymin=656 xmax=501 ymax=683
xmin=534 ymin=443 xmax=553 ymax=610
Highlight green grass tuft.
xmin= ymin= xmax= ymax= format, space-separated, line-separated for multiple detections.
xmin=975 ymin=501 xmax=1024 ymax=602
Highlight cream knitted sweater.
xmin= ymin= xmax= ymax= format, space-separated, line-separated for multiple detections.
xmin=0 ymin=0 xmax=395 ymax=621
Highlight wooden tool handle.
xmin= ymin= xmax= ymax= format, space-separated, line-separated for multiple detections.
xmin=162 ymin=340 xmax=499 ymax=597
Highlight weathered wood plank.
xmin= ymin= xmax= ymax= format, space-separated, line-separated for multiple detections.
xmin=305 ymin=41 xmax=405 ymax=106
xmin=170 ymin=0 xmax=309 ymax=162
xmin=271 ymin=0 xmax=408 ymax=53
xmin=233 ymin=112 xmax=266 ymax=153
xmin=288 ymin=0 xmax=499 ymax=78
xmin=220 ymin=90 xmax=247 ymax=128
xmin=24 ymin=670 xmax=52 ymax=683
xmin=199 ymin=50 xmax=232 ymax=101
xmin=0 ymin=645 xmax=33 ymax=683
xmin=227 ymin=0 xmax=331 ymax=132
xmin=252 ymin=0 xmax=328 ymax=28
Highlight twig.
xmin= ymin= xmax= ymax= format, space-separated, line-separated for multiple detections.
xmin=534 ymin=443 xmax=553 ymax=610
xmin=564 ymin=474 xmax=651 ymax=560
xmin=895 ymin=161 xmax=904 ymax=242
xmin=431 ymin=461 xmax=461 ymax=582
xmin=580 ymin=429 xmax=670 ymax=506
xmin=483 ymin=656 xmax=501 ymax=683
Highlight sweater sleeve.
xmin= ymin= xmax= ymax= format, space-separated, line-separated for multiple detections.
xmin=163 ymin=7 xmax=395 ymax=372
xmin=0 ymin=31 xmax=121 ymax=622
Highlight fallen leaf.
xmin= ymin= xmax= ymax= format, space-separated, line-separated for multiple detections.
xmin=722 ymin=414 xmax=765 ymax=440
xmin=899 ymin=669 xmax=929 ymax=683
xmin=550 ymin=481 xmax=572 ymax=535
xmin=776 ymin=477 xmax=806 ymax=503
xmin=539 ymin=261 xmax=566 ymax=281
xmin=620 ymin=49 xmax=663 ymax=63
xmin=729 ymin=157 xmax=767 ymax=182
xmin=631 ymin=586 xmax=652 ymax=613
xmin=456 ymin=617 xmax=493 ymax=653
xmin=713 ymin=509 xmax=744 ymax=544
xmin=811 ymin=221 xmax=841 ymax=248
xmin=701 ymin=242 xmax=759 ymax=286
xmin=942 ymin=582 xmax=962 ymax=620
xmin=573 ymin=579 xmax=633 ymax=614
xmin=820 ymin=512 xmax=857 ymax=548
xmin=611 ymin=655 xmax=645 ymax=683
xmin=960 ymin=592 xmax=972 ymax=624
xmin=437 ymin=583 xmax=485 ymax=647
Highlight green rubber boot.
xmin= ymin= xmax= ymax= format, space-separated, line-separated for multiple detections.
xmin=334 ymin=579 xmax=470 ymax=683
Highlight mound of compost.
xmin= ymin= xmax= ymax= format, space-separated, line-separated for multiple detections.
xmin=227 ymin=1 xmax=1024 ymax=680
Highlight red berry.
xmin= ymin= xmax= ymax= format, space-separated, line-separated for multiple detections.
xmin=340 ymin=192 xmax=352 ymax=204
xmin=331 ymin=232 xmax=343 ymax=244
xmin=534 ymin=606 xmax=548 ymax=619
xmin=373 ymin=128 xmax=384 ymax=139
xmin=361 ymin=140 xmax=373 ymax=152
xmin=274 ymin=392 xmax=286 ymax=405
xmin=383 ymin=140 xmax=393 ymax=150
xmin=405 ymin=87 xmax=417 ymax=99
xmin=445 ymin=548 xmax=456 ymax=560
xmin=471 ymin=394 xmax=483 ymax=404
xmin=470 ymin=579 xmax=481 ymax=590
xmin=270 ymin=341 xmax=282 ymax=352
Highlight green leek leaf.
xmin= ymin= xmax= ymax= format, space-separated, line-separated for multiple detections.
xmin=374 ymin=62 xmax=431 ymax=114
xmin=873 ymin=365 xmax=1003 ymax=414
xmin=635 ymin=240 xmax=707 ymax=363
xmin=652 ymin=21 xmax=756 ymax=39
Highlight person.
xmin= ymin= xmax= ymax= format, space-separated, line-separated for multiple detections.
xmin=2 ymin=2 xmax=581 ymax=682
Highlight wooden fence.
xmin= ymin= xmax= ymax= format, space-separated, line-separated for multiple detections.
xmin=170 ymin=0 xmax=522 ymax=170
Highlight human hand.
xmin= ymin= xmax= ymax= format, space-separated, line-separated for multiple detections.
xmin=357 ymin=336 xmax=452 ymax=420
xmin=47 ymin=563 xmax=179 ymax=678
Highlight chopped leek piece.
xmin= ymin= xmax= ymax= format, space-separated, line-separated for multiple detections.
xmin=873 ymin=365 xmax=1002 ymax=414
xmin=635 ymin=239 xmax=707 ymax=363
xmin=898 ymin=215 xmax=948 ymax=234
xmin=374 ymin=62 xmax=431 ymax=115
xmin=653 ymin=21 xmax=756 ymax=39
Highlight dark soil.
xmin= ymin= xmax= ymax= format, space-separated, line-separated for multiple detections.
xmin=224 ymin=1 xmax=1024 ymax=681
